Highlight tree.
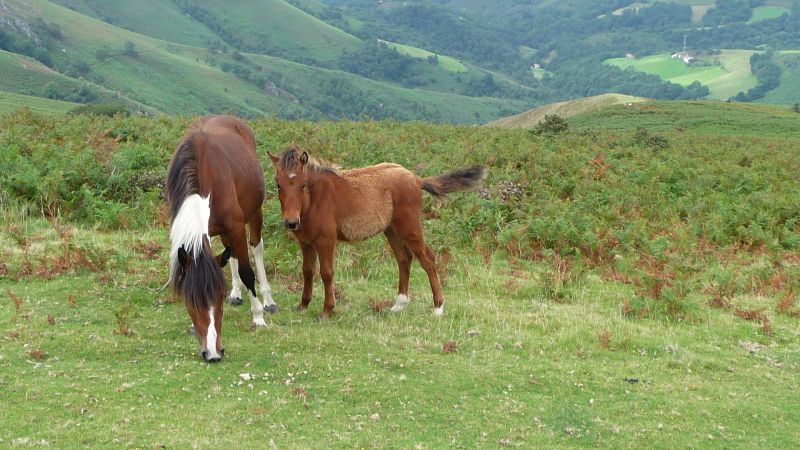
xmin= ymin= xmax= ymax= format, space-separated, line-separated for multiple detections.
xmin=124 ymin=41 xmax=138 ymax=58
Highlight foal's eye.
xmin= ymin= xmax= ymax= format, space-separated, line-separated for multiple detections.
xmin=301 ymin=184 xmax=307 ymax=190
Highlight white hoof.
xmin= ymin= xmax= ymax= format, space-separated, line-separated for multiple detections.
xmin=391 ymin=294 xmax=409 ymax=312
xmin=252 ymin=317 xmax=267 ymax=328
xmin=433 ymin=307 xmax=444 ymax=317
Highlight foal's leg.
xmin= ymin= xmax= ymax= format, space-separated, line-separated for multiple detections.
xmin=315 ymin=238 xmax=337 ymax=319
xmin=298 ymin=243 xmax=317 ymax=312
xmin=396 ymin=219 xmax=445 ymax=316
xmin=248 ymin=211 xmax=277 ymax=313
xmin=230 ymin=226 xmax=267 ymax=327
xmin=384 ymin=228 xmax=414 ymax=312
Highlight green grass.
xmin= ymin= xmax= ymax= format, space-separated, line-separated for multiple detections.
xmin=380 ymin=40 xmax=469 ymax=73
xmin=487 ymin=93 xmax=649 ymax=128
xmin=191 ymin=0 xmax=363 ymax=61
xmin=606 ymin=51 xmax=759 ymax=100
xmin=48 ymin=0 xmax=223 ymax=46
xmin=748 ymin=5 xmax=791 ymax=23
xmin=760 ymin=52 xmax=800 ymax=105
xmin=0 ymin=91 xmax=80 ymax=114
xmin=2 ymin=109 xmax=800 ymax=447
xmin=1 ymin=0 xmax=526 ymax=122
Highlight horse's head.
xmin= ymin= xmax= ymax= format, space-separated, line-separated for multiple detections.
xmin=176 ymin=245 xmax=226 ymax=362
xmin=269 ymin=147 xmax=310 ymax=231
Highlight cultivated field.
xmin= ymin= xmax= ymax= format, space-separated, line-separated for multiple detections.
xmin=605 ymin=51 xmax=759 ymax=100
xmin=1 ymin=105 xmax=799 ymax=447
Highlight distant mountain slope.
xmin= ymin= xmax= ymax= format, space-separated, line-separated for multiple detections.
xmin=0 ymin=90 xmax=79 ymax=114
xmin=189 ymin=0 xmax=363 ymax=61
xmin=486 ymin=94 xmax=649 ymax=129
xmin=0 ymin=0 xmax=527 ymax=122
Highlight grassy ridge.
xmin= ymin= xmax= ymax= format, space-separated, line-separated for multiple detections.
xmin=192 ymin=0 xmax=363 ymax=61
xmin=1 ymin=105 xmax=800 ymax=447
xmin=48 ymin=0 xmax=223 ymax=46
xmin=486 ymin=93 xmax=649 ymax=128
xmin=4 ymin=0 xmax=525 ymax=122
xmin=380 ymin=40 xmax=469 ymax=73
xmin=0 ymin=91 xmax=79 ymax=114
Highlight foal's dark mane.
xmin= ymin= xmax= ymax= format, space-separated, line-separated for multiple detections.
xmin=277 ymin=146 xmax=339 ymax=176
xmin=166 ymin=131 xmax=226 ymax=309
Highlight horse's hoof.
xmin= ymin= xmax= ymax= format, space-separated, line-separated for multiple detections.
xmin=188 ymin=326 xmax=197 ymax=336
xmin=390 ymin=304 xmax=406 ymax=312
xmin=265 ymin=304 xmax=279 ymax=314
xmin=227 ymin=297 xmax=243 ymax=306
xmin=296 ymin=304 xmax=308 ymax=312
xmin=251 ymin=318 xmax=267 ymax=328
xmin=433 ymin=307 xmax=444 ymax=317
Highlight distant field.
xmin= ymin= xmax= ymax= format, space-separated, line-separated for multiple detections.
xmin=380 ymin=40 xmax=468 ymax=73
xmin=605 ymin=51 xmax=758 ymax=100
xmin=0 ymin=91 xmax=79 ymax=114
xmin=749 ymin=6 xmax=791 ymax=23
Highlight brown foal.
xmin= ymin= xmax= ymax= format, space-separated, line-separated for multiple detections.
xmin=269 ymin=147 xmax=486 ymax=318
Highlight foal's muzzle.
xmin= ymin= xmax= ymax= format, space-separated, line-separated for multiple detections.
xmin=284 ymin=219 xmax=300 ymax=230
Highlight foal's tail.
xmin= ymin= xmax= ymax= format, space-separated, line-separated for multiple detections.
xmin=421 ymin=165 xmax=488 ymax=197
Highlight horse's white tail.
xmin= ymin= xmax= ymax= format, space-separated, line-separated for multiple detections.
xmin=169 ymin=194 xmax=211 ymax=285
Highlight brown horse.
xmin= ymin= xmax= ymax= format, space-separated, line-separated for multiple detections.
xmin=166 ymin=115 xmax=277 ymax=362
xmin=268 ymin=147 xmax=487 ymax=318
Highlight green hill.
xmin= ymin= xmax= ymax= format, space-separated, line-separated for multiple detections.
xmin=605 ymin=50 xmax=759 ymax=101
xmin=0 ymin=90 xmax=80 ymax=114
xmin=486 ymin=93 xmax=649 ymax=129
xmin=0 ymin=0 xmax=527 ymax=122
xmin=48 ymin=0 xmax=223 ymax=47
xmin=188 ymin=0 xmax=364 ymax=61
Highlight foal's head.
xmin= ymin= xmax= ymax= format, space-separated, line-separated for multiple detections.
xmin=269 ymin=147 xmax=310 ymax=231
xmin=175 ymin=245 xmax=226 ymax=362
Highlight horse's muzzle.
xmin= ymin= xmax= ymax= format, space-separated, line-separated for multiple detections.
xmin=201 ymin=348 xmax=224 ymax=363
xmin=284 ymin=219 xmax=300 ymax=230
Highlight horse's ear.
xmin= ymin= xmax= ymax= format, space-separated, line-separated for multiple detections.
xmin=267 ymin=151 xmax=279 ymax=165
xmin=178 ymin=246 xmax=190 ymax=269
xmin=299 ymin=151 xmax=309 ymax=166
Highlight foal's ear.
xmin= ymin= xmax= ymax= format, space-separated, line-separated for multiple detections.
xmin=267 ymin=151 xmax=279 ymax=165
xmin=299 ymin=151 xmax=309 ymax=166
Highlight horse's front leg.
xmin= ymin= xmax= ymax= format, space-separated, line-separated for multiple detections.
xmin=298 ymin=243 xmax=317 ymax=312
xmin=315 ymin=238 xmax=337 ymax=319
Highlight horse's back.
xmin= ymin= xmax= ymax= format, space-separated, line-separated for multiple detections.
xmin=186 ymin=116 xmax=265 ymax=224
xmin=335 ymin=163 xmax=421 ymax=241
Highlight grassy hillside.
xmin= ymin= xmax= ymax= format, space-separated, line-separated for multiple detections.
xmin=0 ymin=0 xmax=527 ymax=122
xmin=486 ymin=93 xmax=649 ymax=129
xmin=0 ymin=90 xmax=80 ymax=114
xmin=568 ymin=99 xmax=800 ymax=136
xmin=48 ymin=0 xmax=223 ymax=47
xmin=759 ymin=51 xmax=800 ymax=104
xmin=191 ymin=0 xmax=363 ymax=61
xmin=605 ymin=51 xmax=759 ymax=101
xmin=2 ymin=105 xmax=800 ymax=447
xmin=379 ymin=39 xmax=468 ymax=73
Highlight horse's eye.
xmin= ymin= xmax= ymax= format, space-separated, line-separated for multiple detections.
xmin=302 ymin=184 xmax=307 ymax=190
xmin=276 ymin=185 xmax=281 ymax=192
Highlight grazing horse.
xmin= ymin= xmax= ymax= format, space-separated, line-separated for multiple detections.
xmin=268 ymin=147 xmax=487 ymax=319
xmin=166 ymin=115 xmax=277 ymax=362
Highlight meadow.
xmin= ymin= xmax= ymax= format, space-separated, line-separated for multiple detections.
xmin=1 ymin=103 xmax=800 ymax=447
xmin=605 ymin=51 xmax=759 ymax=100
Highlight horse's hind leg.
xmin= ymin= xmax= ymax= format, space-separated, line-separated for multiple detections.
xmin=248 ymin=211 xmax=278 ymax=313
xmin=384 ymin=228 xmax=414 ymax=312
xmin=394 ymin=218 xmax=445 ymax=316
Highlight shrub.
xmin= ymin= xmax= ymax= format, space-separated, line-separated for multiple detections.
xmin=532 ymin=114 xmax=568 ymax=135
